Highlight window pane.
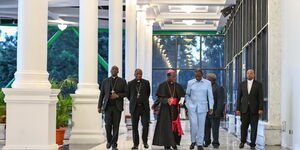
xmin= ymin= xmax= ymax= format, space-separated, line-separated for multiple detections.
xmin=203 ymin=69 xmax=225 ymax=87
xmin=201 ymin=36 xmax=224 ymax=68
xmin=177 ymin=35 xmax=200 ymax=68
xmin=152 ymin=70 xmax=169 ymax=98
xmin=177 ymin=70 xmax=195 ymax=90
xmin=153 ymin=35 xmax=177 ymax=68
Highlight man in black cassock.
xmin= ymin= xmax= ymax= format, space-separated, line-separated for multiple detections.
xmin=98 ymin=66 xmax=128 ymax=150
xmin=152 ymin=70 xmax=185 ymax=150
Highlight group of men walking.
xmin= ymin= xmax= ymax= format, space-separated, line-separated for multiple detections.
xmin=98 ymin=66 xmax=264 ymax=150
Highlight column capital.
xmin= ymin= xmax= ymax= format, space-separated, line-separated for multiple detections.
xmin=146 ymin=19 xmax=155 ymax=26
xmin=137 ymin=4 xmax=149 ymax=11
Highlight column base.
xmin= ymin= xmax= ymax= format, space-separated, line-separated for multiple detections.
xmin=264 ymin=124 xmax=281 ymax=146
xmin=2 ymin=88 xmax=59 ymax=150
xmin=70 ymin=93 xmax=105 ymax=146
xmin=69 ymin=131 xmax=105 ymax=144
xmin=12 ymin=71 xmax=51 ymax=89
xmin=3 ymin=144 xmax=58 ymax=150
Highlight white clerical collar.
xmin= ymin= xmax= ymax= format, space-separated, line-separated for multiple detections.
xmin=247 ymin=79 xmax=254 ymax=82
xmin=112 ymin=76 xmax=118 ymax=79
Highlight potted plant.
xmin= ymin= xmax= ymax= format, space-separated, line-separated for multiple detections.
xmin=51 ymin=78 xmax=76 ymax=145
xmin=56 ymin=93 xmax=73 ymax=145
xmin=0 ymin=91 xmax=6 ymax=123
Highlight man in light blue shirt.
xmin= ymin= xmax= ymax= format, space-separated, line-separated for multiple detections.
xmin=185 ymin=69 xmax=214 ymax=150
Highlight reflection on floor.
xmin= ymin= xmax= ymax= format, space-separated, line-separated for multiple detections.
xmin=89 ymin=120 xmax=285 ymax=150
xmin=0 ymin=120 xmax=288 ymax=150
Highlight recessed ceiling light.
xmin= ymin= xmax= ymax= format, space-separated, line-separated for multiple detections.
xmin=182 ymin=20 xmax=196 ymax=25
xmin=181 ymin=5 xmax=195 ymax=13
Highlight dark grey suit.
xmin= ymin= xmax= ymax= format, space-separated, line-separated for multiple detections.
xmin=236 ymin=80 xmax=263 ymax=147
xmin=128 ymin=79 xmax=151 ymax=145
xmin=204 ymin=82 xmax=225 ymax=147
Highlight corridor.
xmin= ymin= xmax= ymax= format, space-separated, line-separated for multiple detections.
xmin=90 ymin=120 xmax=285 ymax=150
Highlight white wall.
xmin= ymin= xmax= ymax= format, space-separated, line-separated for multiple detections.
xmin=281 ymin=0 xmax=300 ymax=149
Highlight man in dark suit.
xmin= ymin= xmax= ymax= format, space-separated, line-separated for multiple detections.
xmin=204 ymin=73 xmax=225 ymax=149
xmin=128 ymin=69 xmax=151 ymax=150
xmin=236 ymin=69 xmax=263 ymax=149
xmin=98 ymin=66 xmax=128 ymax=150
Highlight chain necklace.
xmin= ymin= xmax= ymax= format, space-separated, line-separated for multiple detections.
xmin=167 ymin=81 xmax=175 ymax=99
xmin=110 ymin=77 xmax=118 ymax=94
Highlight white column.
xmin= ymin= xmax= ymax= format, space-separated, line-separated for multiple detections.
xmin=109 ymin=0 xmax=123 ymax=76
xmin=144 ymin=20 xmax=154 ymax=86
xmin=2 ymin=0 xmax=58 ymax=149
xmin=69 ymin=0 xmax=104 ymax=148
xmin=125 ymin=0 xmax=137 ymax=81
xmin=125 ymin=0 xmax=137 ymax=119
xmin=281 ymin=0 xmax=300 ymax=149
xmin=109 ymin=0 xmax=127 ymax=134
xmin=136 ymin=7 xmax=147 ymax=71
xmin=265 ymin=0 xmax=282 ymax=146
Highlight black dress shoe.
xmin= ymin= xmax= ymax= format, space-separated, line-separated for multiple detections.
xmin=239 ymin=143 xmax=245 ymax=148
xmin=164 ymin=146 xmax=171 ymax=150
xmin=197 ymin=146 xmax=204 ymax=150
xmin=172 ymin=145 xmax=178 ymax=150
xmin=250 ymin=146 xmax=256 ymax=149
xmin=112 ymin=147 xmax=118 ymax=150
xmin=131 ymin=145 xmax=138 ymax=150
xmin=213 ymin=145 xmax=219 ymax=149
xmin=190 ymin=142 xmax=196 ymax=149
xmin=144 ymin=143 xmax=149 ymax=149
xmin=203 ymin=143 xmax=210 ymax=147
xmin=106 ymin=143 xmax=111 ymax=149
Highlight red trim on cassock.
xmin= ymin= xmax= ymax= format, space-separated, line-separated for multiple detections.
xmin=170 ymin=98 xmax=184 ymax=136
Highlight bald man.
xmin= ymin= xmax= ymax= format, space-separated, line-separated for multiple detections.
xmin=98 ymin=66 xmax=128 ymax=150
xmin=128 ymin=69 xmax=151 ymax=149
xmin=236 ymin=69 xmax=263 ymax=149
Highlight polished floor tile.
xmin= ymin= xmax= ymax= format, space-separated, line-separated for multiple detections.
xmin=90 ymin=120 xmax=285 ymax=150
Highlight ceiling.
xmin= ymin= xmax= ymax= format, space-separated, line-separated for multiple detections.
xmin=0 ymin=0 xmax=235 ymax=31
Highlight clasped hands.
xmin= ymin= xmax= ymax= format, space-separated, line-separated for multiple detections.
xmin=109 ymin=93 xmax=119 ymax=99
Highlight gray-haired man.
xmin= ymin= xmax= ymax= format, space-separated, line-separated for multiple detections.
xmin=203 ymin=73 xmax=225 ymax=148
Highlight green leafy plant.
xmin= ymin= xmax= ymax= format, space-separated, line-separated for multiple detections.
xmin=51 ymin=78 xmax=77 ymax=129
xmin=0 ymin=91 xmax=6 ymax=123
xmin=56 ymin=93 xmax=73 ymax=129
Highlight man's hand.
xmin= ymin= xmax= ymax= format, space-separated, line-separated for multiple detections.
xmin=236 ymin=110 xmax=241 ymax=116
xmin=258 ymin=110 xmax=264 ymax=115
xmin=98 ymin=108 xmax=102 ymax=113
xmin=208 ymin=109 xmax=213 ymax=115
xmin=168 ymin=98 xmax=173 ymax=105
xmin=109 ymin=93 xmax=119 ymax=99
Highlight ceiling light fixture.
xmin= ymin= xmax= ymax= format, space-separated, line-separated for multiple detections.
xmin=58 ymin=23 xmax=67 ymax=31
xmin=183 ymin=20 xmax=196 ymax=26
xmin=181 ymin=5 xmax=196 ymax=13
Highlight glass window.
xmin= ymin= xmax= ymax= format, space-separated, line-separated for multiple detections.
xmin=152 ymin=34 xmax=225 ymax=98
xmin=153 ymin=35 xmax=177 ymax=68
xmin=201 ymin=36 xmax=224 ymax=68
xmin=177 ymin=35 xmax=200 ymax=69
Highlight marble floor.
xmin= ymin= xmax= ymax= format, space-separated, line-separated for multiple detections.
xmin=88 ymin=120 xmax=286 ymax=150
xmin=0 ymin=120 xmax=289 ymax=150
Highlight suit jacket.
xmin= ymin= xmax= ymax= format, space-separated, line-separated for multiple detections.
xmin=212 ymin=83 xmax=225 ymax=116
xmin=98 ymin=76 xmax=128 ymax=112
xmin=236 ymin=80 xmax=263 ymax=114
xmin=128 ymin=79 xmax=151 ymax=114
